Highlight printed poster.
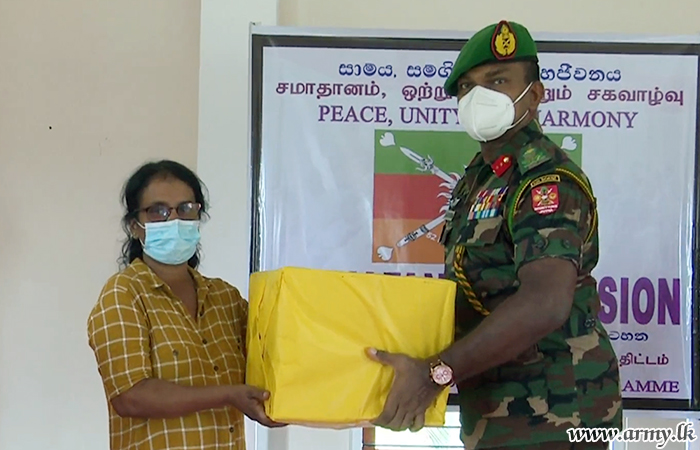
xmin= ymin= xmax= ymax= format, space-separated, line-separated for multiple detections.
xmin=251 ymin=37 xmax=699 ymax=404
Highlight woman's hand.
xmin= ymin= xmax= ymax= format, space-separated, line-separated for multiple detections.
xmin=228 ymin=385 xmax=287 ymax=428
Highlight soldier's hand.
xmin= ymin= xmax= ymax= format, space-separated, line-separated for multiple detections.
xmin=366 ymin=348 xmax=443 ymax=432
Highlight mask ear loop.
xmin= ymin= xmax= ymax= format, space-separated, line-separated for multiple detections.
xmin=513 ymin=81 xmax=534 ymax=104
xmin=132 ymin=221 xmax=146 ymax=246
xmin=508 ymin=82 xmax=534 ymax=130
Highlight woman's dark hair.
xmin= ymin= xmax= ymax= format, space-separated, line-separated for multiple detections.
xmin=119 ymin=159 xmax=210 ymax=269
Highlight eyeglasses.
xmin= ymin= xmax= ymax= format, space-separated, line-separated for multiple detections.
xmin=138 ymin=201 xmax=202 ymax=222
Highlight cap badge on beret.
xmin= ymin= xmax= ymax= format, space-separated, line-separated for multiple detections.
xmin=491 ymin=20 xmax=517 ymax=60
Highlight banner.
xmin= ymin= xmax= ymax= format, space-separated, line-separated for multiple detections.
xmin=249 ymin=29 xmax=700 ymax=410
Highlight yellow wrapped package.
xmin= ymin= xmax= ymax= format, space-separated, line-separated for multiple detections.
xmin=245 ymin=266 xmax=456 ymax=428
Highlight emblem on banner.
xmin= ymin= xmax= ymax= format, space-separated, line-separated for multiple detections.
xmin=467 ymin=187 xmax=508 ymax=219
xmin=531 ymin=184 xmax=559 ymax=215
xmin=372 ymin=130 xmax=468 ymax=264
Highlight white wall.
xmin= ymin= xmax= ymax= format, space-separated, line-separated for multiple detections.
xmin=278 ymin=0 xmax=700 ymax=35
xmin=2 ymin=0 xmax=700 ymax=449
xmin=0 ymin=1 xmax=200 ymax=449
xmin=196 ymin=0 xmax=277 ymax=449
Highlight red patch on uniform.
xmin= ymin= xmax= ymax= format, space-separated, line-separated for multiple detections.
xmin=531 ymin=184 xmax=559 ymax=215
xmin=491 ymin=155 xmax=512 ymax=177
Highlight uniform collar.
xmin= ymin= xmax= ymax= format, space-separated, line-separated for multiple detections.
xmin=481 ymin=119 xmax=543 ymax=176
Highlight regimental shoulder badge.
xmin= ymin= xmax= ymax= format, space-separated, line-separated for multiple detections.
xmin=530 ymin=174 xmax=560 ymax=188
xmin=531 ymin=184 xmax=559 ymax=215
xmin=492 ymin=21 xmax=517 ymax=60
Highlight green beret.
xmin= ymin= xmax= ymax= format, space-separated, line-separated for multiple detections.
xmin=444 ymin=20 xmax=538 ymax=97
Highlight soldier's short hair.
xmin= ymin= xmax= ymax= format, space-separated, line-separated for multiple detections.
xmin=525 ymin=61 xmax=541 ymax=84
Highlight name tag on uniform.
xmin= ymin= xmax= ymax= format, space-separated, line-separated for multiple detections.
xmin=467 ymin=186 xmax=508 ymax=220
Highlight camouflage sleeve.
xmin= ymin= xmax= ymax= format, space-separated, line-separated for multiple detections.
xmin=509 ymin=175 xmax=593 ymax=272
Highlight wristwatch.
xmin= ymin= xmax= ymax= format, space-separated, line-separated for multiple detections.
xmin=429 ymin=358 xmax=455 ymax=387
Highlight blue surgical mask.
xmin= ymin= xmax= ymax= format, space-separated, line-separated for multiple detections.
xmin=138 ymin=219 xmax=201 ymax=265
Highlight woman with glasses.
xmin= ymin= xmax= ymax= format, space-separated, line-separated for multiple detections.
xmin=87 ymin=160 xmax=283 ymax=450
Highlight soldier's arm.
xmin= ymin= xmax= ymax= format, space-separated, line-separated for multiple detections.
xmin=438 ymin=176 xmax=592 ymax=383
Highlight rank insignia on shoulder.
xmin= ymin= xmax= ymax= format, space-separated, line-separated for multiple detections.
xmin=531 ymin=184 xmax=559 ymax=215
xmin=518 ymin=146 xmax=550 ymax=174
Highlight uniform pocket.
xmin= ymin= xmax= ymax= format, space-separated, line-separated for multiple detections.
xmin=461 ymin=216 xmax=503 ymax=246
xmin=455 ymin=216 xmax=506 ymax=271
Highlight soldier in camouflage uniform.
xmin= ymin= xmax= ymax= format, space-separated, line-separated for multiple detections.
xmin=368 ymin=20 xmax=622 ymax=450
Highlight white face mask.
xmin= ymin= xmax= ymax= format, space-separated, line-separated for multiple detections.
xmin=458 ymin=82 xmax=533 ymax=142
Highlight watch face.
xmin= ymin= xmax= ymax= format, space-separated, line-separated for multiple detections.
xmin=432 ymin=364 xmax=453 ymax=385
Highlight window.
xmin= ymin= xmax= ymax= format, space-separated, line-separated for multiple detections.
xmin=362 ymin=409 xmax=463 ymax=449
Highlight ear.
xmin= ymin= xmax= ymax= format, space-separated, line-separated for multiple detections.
xmin=129 ymin=218 xmax=143 ymax=240
xmin=529 ymin=81 xmax=545 ymax=109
